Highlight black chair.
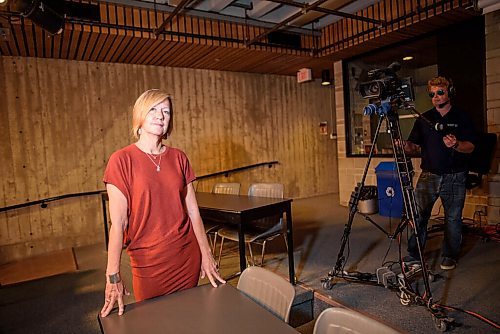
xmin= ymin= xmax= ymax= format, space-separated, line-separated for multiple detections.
xmin=466 ymin=132 xmax=497 ymax=189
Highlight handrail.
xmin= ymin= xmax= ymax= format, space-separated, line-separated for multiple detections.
xmin=196 ymin=161 xmax=279 ymax=180
xmin=0 ymin=161 xmax=279 ymax=250
xmin=0 ymin=190 xmax=106 ymax=213
xmin=0 ymin=161 xmax=279 ymax=213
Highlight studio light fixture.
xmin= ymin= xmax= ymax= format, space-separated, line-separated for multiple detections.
xmin=0 ymin=0 xmax=7 ymax=5
xmin=10 ymin=0 xmax=65 ymax=35
xmin=403 ymin=56 xmax=414 ymax=61
xmin=321 ymin=69 xmax=332 ymax=86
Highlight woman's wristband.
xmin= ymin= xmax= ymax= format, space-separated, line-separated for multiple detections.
xmin=107 ymin=272 xmax=121 ymax=284
xmin=452 ymin=141 xmax=459 ymax=150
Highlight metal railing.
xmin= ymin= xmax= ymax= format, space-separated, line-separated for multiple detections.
xmin=196 ymin=160 xmax=278 ymax=180
xmin=0 ymin=161 xmax=279 ymax=249
xmin=0 ymin=190 xmax=105 ymax=213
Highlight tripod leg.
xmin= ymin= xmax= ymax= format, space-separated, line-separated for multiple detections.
xmin=387 ymin=111 xmax=434 ymax=301
xmin=322 ymin=116 xmax=386 ymax=289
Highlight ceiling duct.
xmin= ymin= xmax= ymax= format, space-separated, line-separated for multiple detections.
xmin=65 ymin=2 xmax=100 ymax=22
xmin=268 ymin=31 xmax=301 ymax=49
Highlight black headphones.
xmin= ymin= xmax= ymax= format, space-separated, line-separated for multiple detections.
xmin=429 ymin=76 xmax=456 ymax=97
xmin=447 ymin=77 xmax=456 ymax=97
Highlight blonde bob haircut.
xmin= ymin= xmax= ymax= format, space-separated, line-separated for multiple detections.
xmin=132 ymin=89 xmax=173 ymax=140
xmin=427 ymin=76 xmax=450 ymax=92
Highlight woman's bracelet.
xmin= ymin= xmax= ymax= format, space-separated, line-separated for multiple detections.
xmin=452 ymin=141 xmax=459 ymax=150
xmin=107 ymin=272 xmax=121 ymax=283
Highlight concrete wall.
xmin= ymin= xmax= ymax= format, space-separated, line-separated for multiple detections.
xmin=0 ymin=57 xmax=338 ymax=263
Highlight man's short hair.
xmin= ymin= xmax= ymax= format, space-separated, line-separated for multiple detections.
xmin=427 ymin=76 xmax=450 ymax=91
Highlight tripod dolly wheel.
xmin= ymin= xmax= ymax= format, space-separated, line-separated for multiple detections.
xmin=321 ymin=278 xmax=334 ymax=290
xmin=433 ymin=316 xmax=449 ymax=332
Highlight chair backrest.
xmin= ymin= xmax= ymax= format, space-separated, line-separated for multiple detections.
xmin=212 ymin=182 xmax=241 ymax=195
xmin=237 ymin=266 xmax=295 ymax=323
xmin=313 ymin=307 xmax=400 ymax=334
xmin=248 ymin=183 xmax=284 ymax=199
xmin=248 ymin=183 xmax=284 ymax=231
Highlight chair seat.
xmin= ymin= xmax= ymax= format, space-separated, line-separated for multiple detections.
xmin=204 ymin=221 xmax=221 ymax=234
xmin=217 ymin=223 xmax=282 ymax=243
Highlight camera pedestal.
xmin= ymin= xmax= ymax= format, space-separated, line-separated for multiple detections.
xmin=321 ymin=103 xmax=454 ymax=332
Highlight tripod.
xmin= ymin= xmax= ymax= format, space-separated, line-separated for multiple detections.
xmin=321 ymin=101 xmax=454 ymax=331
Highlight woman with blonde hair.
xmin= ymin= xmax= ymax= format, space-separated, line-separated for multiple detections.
xmin=100 ymin=89 xmax=225 ymax=317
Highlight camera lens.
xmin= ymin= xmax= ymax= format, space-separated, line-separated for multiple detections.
xmin=369 ymin=83 xmax=380 ymax=94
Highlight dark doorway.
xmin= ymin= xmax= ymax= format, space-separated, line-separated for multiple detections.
xmin=438 ymin=16 xmax=486 ymax=132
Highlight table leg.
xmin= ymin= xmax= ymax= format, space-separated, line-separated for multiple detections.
xmin=238 ymin=220 xmax=246 ymax=273
xmin=101 ymin=193 xmax=109 ymax=251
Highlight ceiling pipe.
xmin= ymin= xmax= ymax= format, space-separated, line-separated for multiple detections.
xmin=268 ymin=0 xmax=385 ymax=26
xmin=246 ymin=0 xmax=332 ymax=46
xmin=94 ymin=0 xmax=320 ymax=35
xmin=154 ymin=0 xmax=193 ymax=36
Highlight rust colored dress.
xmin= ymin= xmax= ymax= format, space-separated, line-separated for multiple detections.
xmin=103 ymin=144 xmax=201 ymax=302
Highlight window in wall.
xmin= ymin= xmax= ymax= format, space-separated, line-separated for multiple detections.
xmin=344 ymin=36 xmax=437 ymax=157
xmin=344 ymin=17 xmax=485 ymax=157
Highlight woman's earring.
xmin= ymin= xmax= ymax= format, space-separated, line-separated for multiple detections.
xmin=138 ymin=128 xmax=142 ymax=135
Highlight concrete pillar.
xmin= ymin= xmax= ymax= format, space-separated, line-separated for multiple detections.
xmin=485 ymin=10 xmax=500 ymax=224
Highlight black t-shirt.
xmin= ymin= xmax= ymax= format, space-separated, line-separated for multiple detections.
xmin=408 ymin=106 xmax=477 ymax=175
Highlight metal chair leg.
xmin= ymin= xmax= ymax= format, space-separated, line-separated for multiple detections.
xmin=212 ymin=232 xmax=218 ymax=253
xmin=217 ymin=236 xmax=225 ymax=268
xmin=247 ymin=242 xmax=255 ymax=266
xmin=283 ymin=235 xmax=288 ymax=251
xmin=260 ymin=241 xmax=267 ymax=266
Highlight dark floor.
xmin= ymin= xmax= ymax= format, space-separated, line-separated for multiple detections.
xmin=1 ymin=193 xmax=499 ymax=333
xmin=273 ymin=194 xmax=500 ymax=333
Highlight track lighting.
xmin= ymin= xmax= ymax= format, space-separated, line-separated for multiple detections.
xmin=321 ymin=69 xmax=332 ymax=86
xmin=10 ymin=0 xmax=65 ymax=35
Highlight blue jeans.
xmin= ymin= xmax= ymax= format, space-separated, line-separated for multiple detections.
xmin=408 ymin=171 xmax=467 ymax=261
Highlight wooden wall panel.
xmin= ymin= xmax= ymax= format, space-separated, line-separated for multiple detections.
xmin=0 ymin=56 xmax=338 ymax=263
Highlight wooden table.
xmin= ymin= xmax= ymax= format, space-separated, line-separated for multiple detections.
xmin=196 ymin=192 xmax=295 ymax=284
xmin=98 ymin=284 xmax=299 ymax=334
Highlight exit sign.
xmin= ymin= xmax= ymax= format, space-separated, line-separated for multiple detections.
xmin=297 ymin=68 xmax=312 ymax=83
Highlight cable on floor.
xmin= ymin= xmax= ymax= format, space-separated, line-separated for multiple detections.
xmin=436 ymin=303 xmax=500 ymax=330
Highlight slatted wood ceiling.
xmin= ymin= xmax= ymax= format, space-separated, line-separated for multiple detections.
xmin=0 ymin=0 xmax=478 ymax=76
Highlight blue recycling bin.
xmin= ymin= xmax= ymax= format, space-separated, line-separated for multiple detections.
xmin=375 ymin=162 xmax=403 ymax=218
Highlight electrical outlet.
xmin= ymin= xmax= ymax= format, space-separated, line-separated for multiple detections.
xmin=475 ymin=205 xmax=487 ymax=215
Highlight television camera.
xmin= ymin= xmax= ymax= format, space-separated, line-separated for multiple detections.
xmin=359 ymin=62 xmax=415 ymax=116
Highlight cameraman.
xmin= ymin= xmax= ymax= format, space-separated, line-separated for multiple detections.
xmin=403 ymin=76 xmax=476 ymax=270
